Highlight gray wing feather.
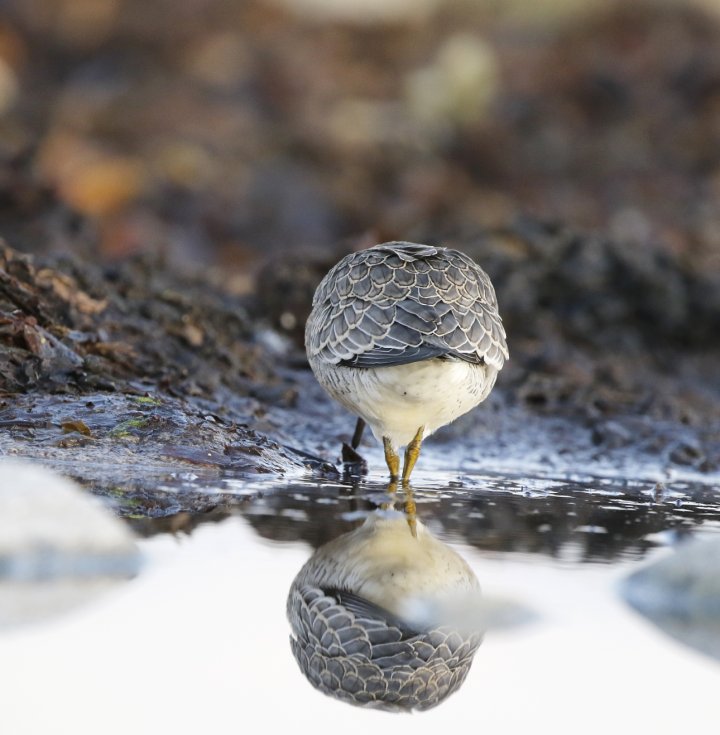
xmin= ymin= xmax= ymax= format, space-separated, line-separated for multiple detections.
xmin=341 ymin=344 xmax=447 ymax=368
xmin=329 ymin=588 xmax=421 ymax=636
xmin=306 ymin=242 xmax=508 ymax=370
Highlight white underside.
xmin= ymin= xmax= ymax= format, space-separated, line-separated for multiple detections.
xmin=295 ymin=514 xmax=481 ymax=628
xmin=311 ymin=357 xmax=497 ymax=448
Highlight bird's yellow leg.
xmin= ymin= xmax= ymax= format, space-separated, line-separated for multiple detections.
xmin=404 ymin=484 xmax=418 ymax=539
xmin=401 ymin=426 xmax=424 ymax=484
xmin=383 ymin=436 xmax=400 ymax=482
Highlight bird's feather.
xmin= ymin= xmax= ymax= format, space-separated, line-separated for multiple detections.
xmin=307 ymin=241 xmax=508 ymax=370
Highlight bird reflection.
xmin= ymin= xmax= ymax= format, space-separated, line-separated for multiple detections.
xmin=286 ymin=487 xmax=484 ymax=711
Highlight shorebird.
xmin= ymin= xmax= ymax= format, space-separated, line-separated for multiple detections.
xmin=305 ymin=241 xmax=508 ymax=481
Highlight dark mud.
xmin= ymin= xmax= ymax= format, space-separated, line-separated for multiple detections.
xmin=2 ymin=237 xmax=718 ymax=498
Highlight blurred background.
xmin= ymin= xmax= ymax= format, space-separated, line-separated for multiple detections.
xmin=1 ymin=0 xmax=720 ymax=274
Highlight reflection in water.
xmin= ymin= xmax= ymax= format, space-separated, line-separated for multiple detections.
xmin=287 ymin=493 xmax=483 ymax=711
xmin=125 ymin=472 xmax=720 ymax=566
xmin=241 ymin=477 xmax=720 ymax=562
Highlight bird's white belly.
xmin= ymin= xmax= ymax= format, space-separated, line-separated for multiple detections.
xmin=313 ymin=357 xmax=497 ymax=448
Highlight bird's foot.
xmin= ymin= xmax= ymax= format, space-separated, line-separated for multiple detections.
xmin=383 ymin=436 xmax=400 ymax=482
xmin=401 ymin=425 xmax=424 ymax=484
xmin=383 ymin=479 xmax=417 ymax=537
xmin=341 ymin=442 xmax=367 ymax=477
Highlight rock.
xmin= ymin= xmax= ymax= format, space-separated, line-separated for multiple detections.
xmin=621 ymin=538 xmax=720 ymax=662
xmin=0 ymin=459 xmax=141 ymax=626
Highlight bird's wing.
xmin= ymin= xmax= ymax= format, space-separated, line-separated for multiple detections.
xmin=328 ymin=588 xmax=422 ymax=637
xmin=287 ymin=581 xmax=483 ymax=710
xmin=306 ymin=242 xmax=508 ymax=370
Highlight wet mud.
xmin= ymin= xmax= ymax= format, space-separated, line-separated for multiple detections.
xmin=1 ymin=236 xmax=718 ymax=514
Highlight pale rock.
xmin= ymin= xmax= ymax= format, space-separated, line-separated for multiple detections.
xmin=0 ymin=459 xmax=141 ymax=626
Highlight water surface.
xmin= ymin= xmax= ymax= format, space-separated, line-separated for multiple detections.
xmin=2 ymin=466 xmax=720 ymax=733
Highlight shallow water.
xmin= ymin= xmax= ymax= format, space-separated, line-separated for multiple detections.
xmin=2 ymin=464 xmax=720 ymax=733
xmin=124 ymin=465 xmax=720 ymax=561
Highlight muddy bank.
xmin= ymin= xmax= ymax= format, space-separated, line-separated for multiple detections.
xmin=0 ymin=243 xmax=342 ymax=499
xmin=1 ymin=235 xmax=718 ymax=517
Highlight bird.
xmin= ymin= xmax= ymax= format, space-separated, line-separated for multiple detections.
xmin=287 ymin=510 xmax=484 ymax=711
xmin=305 ymin=241 xmax=508 ymax=482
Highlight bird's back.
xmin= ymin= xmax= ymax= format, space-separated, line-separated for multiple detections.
xmin=305 ymin=241 xmax=508 ymax=371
